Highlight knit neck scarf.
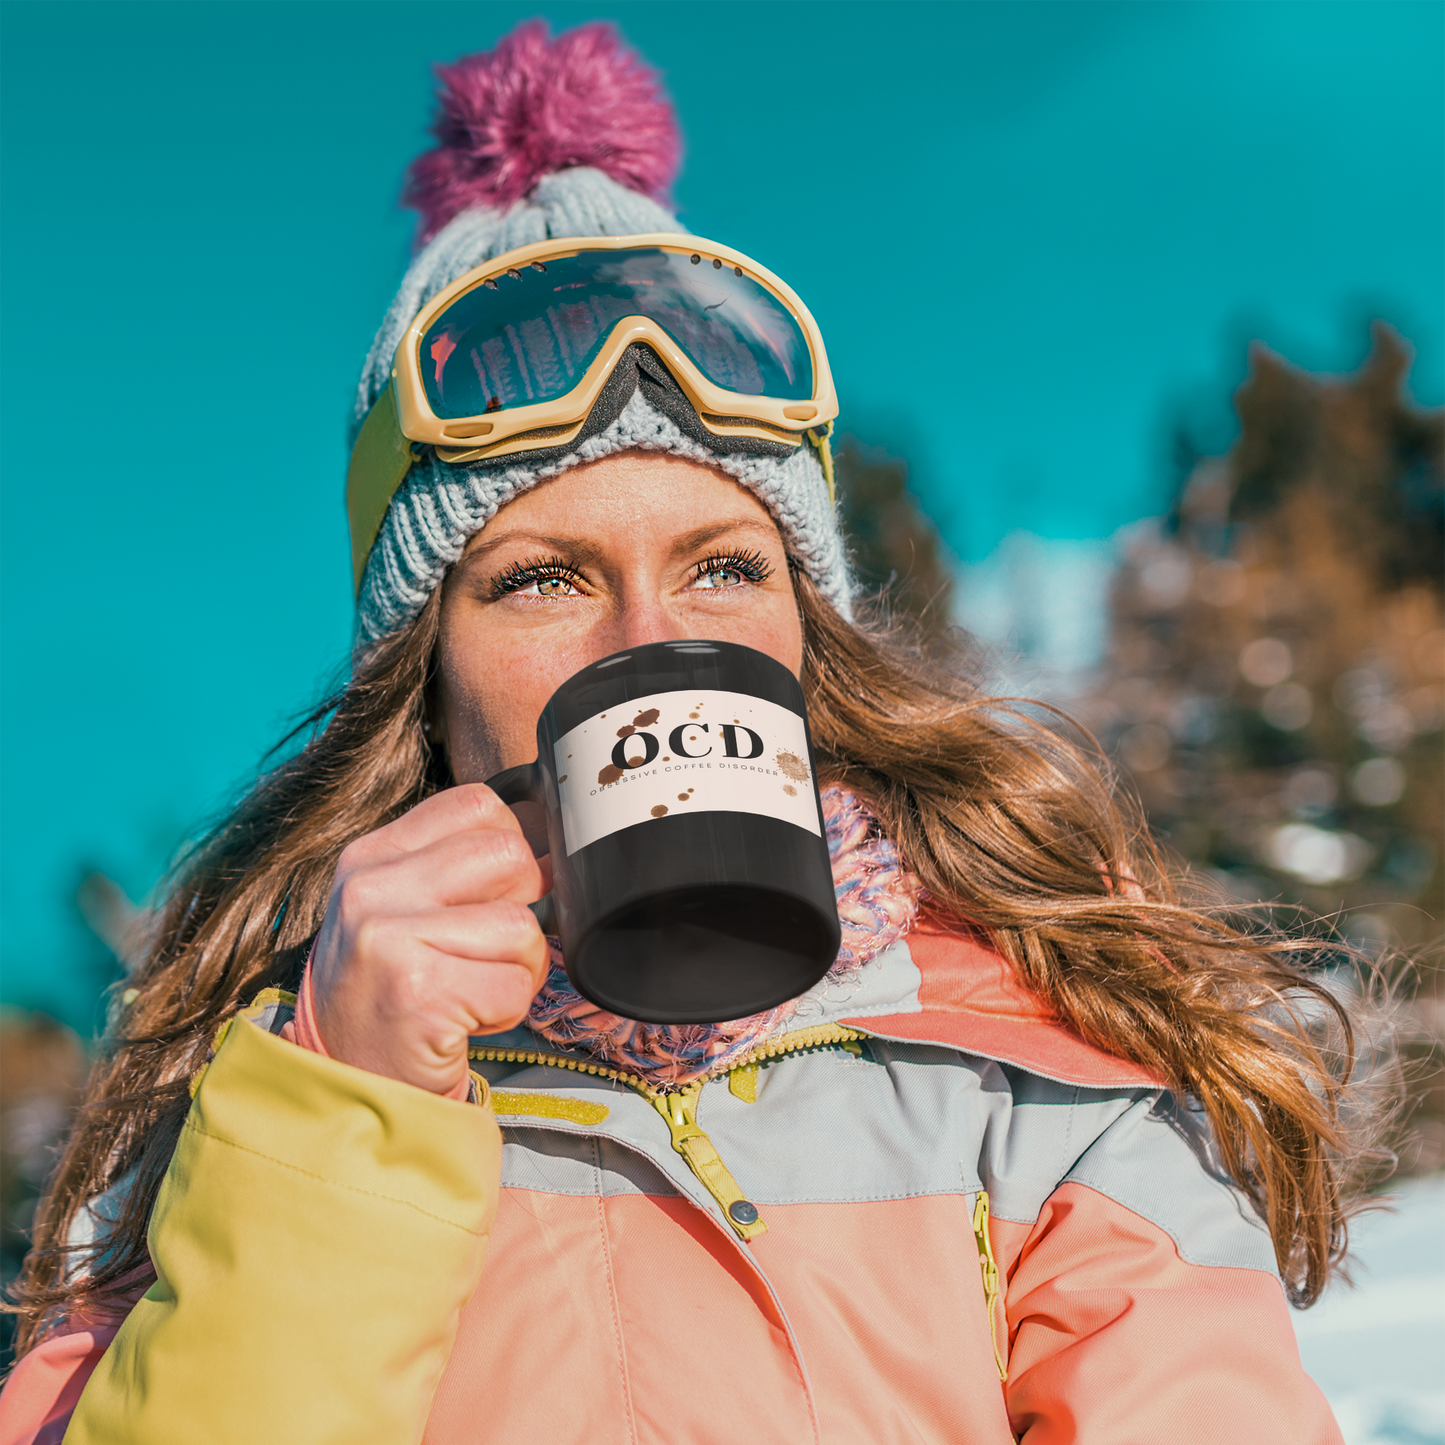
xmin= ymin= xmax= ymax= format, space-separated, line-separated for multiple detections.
xmin=525 ymin=786 xmax=920 ymax=1087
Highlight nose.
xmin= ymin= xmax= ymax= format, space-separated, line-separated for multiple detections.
xmin=613 ymin=595 xmax=692 ymax=651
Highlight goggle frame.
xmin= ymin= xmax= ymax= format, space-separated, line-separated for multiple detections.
xmin=347 ymin=234 xmax=839 ymax=589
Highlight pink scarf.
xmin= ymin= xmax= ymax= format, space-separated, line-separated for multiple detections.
xmin=525 ymin=786 xmax=920 ymax=1086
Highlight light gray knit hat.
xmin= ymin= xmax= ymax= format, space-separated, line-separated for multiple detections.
xmin=349 ymin=24 xmax=851 ymax=647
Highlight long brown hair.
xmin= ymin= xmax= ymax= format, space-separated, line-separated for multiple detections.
xmin=9 ymin=570 xmax=1389 ymax=1352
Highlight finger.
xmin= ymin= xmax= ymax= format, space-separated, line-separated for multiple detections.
xmin=364 ymin=900 xmax=549 ymax=982
xmin=403 ymin=954 xmax=541 ymax=1040
xmin=336 ymin=828 xmax=543 ymax=924
xmin=345 ymin=783 xmax=526 ymax=864
xmin=354 ymin=904 xmax=550 ymax=1028
xmin=315 ymin=947 xmax=542 ymax=1069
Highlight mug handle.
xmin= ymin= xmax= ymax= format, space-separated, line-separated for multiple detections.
xmin=484 ymin=761 xmax=558 ymax=935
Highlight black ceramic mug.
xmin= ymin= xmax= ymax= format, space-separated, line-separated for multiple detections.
xmin=485 ymin=638 xmax=841 ymax=1024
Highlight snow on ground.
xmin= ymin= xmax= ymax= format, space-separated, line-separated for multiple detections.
xmin=1293 ymin=1173 xmax=1445 ymax=1444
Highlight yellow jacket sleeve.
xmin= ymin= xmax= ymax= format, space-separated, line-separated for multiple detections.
xmin=66 ymin=1017 xmax=501 ymax=1445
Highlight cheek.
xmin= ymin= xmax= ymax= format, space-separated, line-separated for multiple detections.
xmin=774 ymin=594 xmax=805 ymax=677
xmin=753 ymin=610 xmax=805 ymax=680
xmin=437 ymin=626 xmax=558 ymax=780
xmin=698 ymin=589 xmax=805 ymax=679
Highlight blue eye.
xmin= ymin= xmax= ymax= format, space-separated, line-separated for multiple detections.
xmin=694 ymin=565 xmax=746 ymax=589
xmin=692 ymin=550 xmax=773 ymax=590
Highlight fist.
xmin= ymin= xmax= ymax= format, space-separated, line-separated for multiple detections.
xmin=308 ymin=784 xmax=550 ymax=1094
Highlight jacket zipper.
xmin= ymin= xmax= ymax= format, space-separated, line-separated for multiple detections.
xmin=972 ymin=1190 xmax=1008 ymax=1382
xmin=468 ymin=1021 xmax=865 ymax=1242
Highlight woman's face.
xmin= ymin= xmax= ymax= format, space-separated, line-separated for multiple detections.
xmin=435 ymin=450 xmax=803 ymax=792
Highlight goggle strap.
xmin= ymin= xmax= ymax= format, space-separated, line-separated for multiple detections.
xmin=809 ymin=425 xmax=836 ymax=507
xmin=348 ymin=389 xmax=839 ymax=594
xmin=348 ymin=381 xmax=417 ymax=591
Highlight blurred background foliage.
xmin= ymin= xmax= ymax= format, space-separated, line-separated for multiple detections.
xmin=836 ymin=440 xmax=957 ymax=643
xmin=1078 ymin=327 xmax=1444 ymax=1175
xmin=840 ymin=331 xmax=1444 ymax=1176
xmin=0 ymin=1016 xmax=86 ymax=1361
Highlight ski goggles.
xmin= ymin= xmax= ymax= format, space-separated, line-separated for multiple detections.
xmin=346 ymin=233 xmax=839 ymax=587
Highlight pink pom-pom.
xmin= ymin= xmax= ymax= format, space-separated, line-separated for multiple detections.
xmin=404 ymin=20 xmax=682 ymax=244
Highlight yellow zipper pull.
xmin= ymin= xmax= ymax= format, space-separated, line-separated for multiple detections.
xmin=729 ymin=1062 xmax=760 ymax=1102
xmin=652 ymin=1085 xmax=768 ymax=1242
xmin=972 ymin=1190 xmax=1008 ymax=1382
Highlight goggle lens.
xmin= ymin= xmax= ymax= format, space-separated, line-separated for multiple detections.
xmin=418 ymin=247 xmax=815 ymax=419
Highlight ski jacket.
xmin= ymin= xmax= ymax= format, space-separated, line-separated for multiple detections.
xmin=1 ymin=918 xmax=1342 ymax=1444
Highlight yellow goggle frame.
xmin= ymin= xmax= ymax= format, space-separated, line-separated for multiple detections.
xmin=346 ymin=233 xmax=839 ymax=589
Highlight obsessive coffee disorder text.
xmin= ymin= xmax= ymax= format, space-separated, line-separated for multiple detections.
xmin=553 ymin=689 xmax=822 ymax=854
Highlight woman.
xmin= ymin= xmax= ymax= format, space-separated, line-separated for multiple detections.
xmin=4 ymin=23 xmax=1371 ymax=1444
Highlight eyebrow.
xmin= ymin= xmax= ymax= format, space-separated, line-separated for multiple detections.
xmin=459 ymin=518 xmax=781 ymax=573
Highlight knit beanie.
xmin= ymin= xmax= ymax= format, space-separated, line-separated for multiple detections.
xmin=351 ymin=22 xmax=852 ymax=646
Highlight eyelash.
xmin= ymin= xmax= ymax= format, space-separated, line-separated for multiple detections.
xmin=490 ymin=555 xmax=583 ymax=599
xmin=488 ymin=548 xmax=775 ymax=599
xmin=694 ymin=549 xmax=774 ymax=585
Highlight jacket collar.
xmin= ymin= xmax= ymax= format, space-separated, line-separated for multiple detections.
xmin=842 ymin=915 xmax=1163 ymax=1090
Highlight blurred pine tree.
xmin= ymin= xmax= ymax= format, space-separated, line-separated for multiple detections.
xmin=0 ymin=1012 xmax=86 ymax=1362
xmin=833 ymin=439 xmax=955 ymax=641
xmin=1079 ymin=324 xmax=1444 ymax=1171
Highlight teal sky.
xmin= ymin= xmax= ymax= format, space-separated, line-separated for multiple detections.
xmin=2 ymin=0 xmax=1441 ymax=1029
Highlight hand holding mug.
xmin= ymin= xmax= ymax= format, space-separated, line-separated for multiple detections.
xmin=308 ymin=785 xmax=550 ymax=1095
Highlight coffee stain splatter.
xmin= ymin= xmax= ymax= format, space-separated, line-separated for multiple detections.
xmin=559 ymin=775 xmax=568 ymax=784
xmin=597 ymin=764 xmax=623 ymax=785
xmin=616 ymin=725 xmax=635 ymax=738
xmin=662 ymin=756 xmax=671 ymax=761
xmin=677 ymin=793 xmax=690 ymax=802
xmin=783 ymin=784 xmax=797 ymax=796
xmin=688 ymin=712 xmax=699 ymax=719
xmin=633 ymin=708 xmax=660 ymax=727
xmin=776 ymin=750 xmax=810 ymax=783
xmin=650 ymin=804 xmax=668 ymax=818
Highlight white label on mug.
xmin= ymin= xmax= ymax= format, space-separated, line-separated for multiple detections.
xmin=553 ymin=689 xmax=821 ymax=855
